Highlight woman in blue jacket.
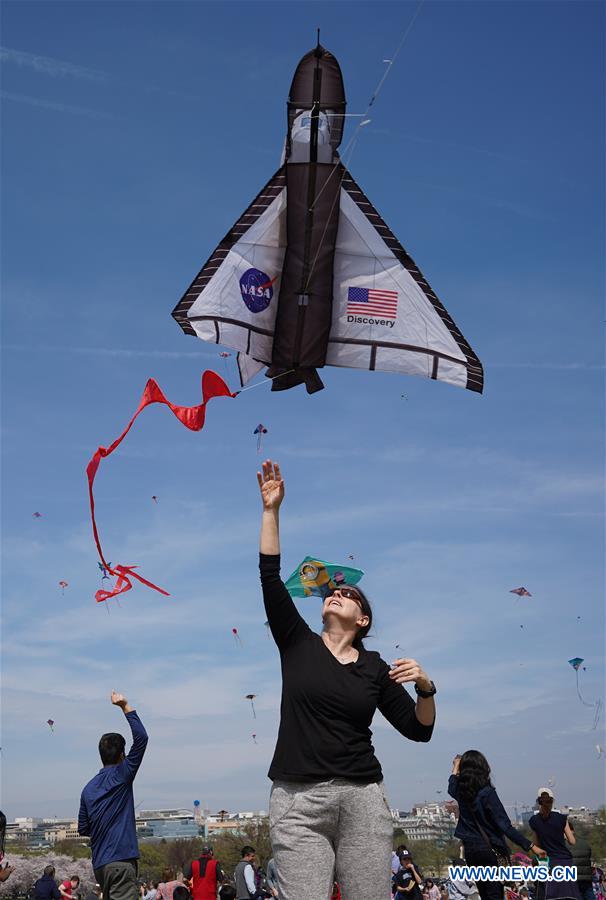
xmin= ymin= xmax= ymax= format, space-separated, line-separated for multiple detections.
xmin=448 ymin=751 xmax=545 ymax=900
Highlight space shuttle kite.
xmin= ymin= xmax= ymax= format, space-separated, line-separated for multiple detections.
xmin=172 ymin=42 xmax=483 ymax=394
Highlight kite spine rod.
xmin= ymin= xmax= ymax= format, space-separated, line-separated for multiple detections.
xmin=302 ymin=0 xmax=427 ymax=294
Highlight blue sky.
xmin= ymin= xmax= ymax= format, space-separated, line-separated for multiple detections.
xmin=1 ymin=1 xmax=604 ymax=820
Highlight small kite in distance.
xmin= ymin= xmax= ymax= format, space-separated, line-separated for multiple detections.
xmin=510 ymin=587 xmax=532 ymax=597
xmin=232 ymin=627 xmax=242 ymax=647
xmin=245 ymin=694 xmax=257 ymax=718
xmin=151 ymin=495 xmax=159 ymax=504
xmin=253 ymin=424 xmax=268 ymax=453
xmin=32 ymin=511 xmax=42 ymax=518
xmin=46 ymin=719 xmax=55 ymax=732
xmin=219 ymin=352 xmax=232 ymax=359
xmin=251 ymin=733 xmax=257 ymax=744
xmin=98 ymin=562 xmax=111 ymax=581
xmin=59 ymin=581 xmax=68 ymax=595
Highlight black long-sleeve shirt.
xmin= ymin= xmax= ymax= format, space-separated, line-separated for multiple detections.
xmin=448 ymin=774 xmax=532 ymax=853
xmin=260 ymin=553 xmax=434 ymax=782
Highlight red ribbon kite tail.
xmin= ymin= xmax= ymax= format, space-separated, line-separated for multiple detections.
xmin=86 ymin=370 xmax=237 ymax=603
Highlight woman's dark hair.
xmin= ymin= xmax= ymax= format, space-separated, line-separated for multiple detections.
xmin=99 ymin=732 xmax=126 ymax=765
xmin=340 ymin=584 xmax=373 ymax=649
xmin=172 ymin=888 xmax=189 ymax=900
xmin=458 ymin=750 xmax=493 ymax=804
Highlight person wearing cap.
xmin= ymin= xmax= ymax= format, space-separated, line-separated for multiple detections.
xmin=529 ymin=790 xmax=581 ymax=900
xmin=393 ymin=856 xmax=424 ymax=899
xmin=448 ymin=752 xmax=545 ymax=900
xmin=184 ymin=848 xmax=224 ymax=900
xmin=393 ymin=846 xmax=410 ymax=877
xmin=257 ymin=460 xmax=436 ymax=900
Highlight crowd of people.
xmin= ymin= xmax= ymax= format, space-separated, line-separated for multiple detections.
xmin=2 ymin=461 xmax=602 ymax=900
xmin=8 ymin=846 xmax=605 ymax=900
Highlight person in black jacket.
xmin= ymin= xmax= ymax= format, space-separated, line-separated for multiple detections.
xmin=448 ymin=752 xmax=545 ymax=900
xmin=257 ymin=459 xmax=436 ymax=900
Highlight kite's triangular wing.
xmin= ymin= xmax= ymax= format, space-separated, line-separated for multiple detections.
xmin=172 ymin=168 xmax=287 ymax=383
xmin=327 ymin=168 xmax=483 ymax=393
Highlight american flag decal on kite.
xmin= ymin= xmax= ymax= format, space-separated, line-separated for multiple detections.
xmin=346 ymin=286 xmax=399 ymax=319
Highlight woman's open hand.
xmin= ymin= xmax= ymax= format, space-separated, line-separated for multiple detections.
xmin=257 ymin=459 xmax=285 ymax=511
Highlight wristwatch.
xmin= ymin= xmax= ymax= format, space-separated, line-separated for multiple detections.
xmin=414 ymin=680 xmax=437 ymax=698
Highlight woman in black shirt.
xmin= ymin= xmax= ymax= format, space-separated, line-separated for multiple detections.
xmin=258 ymin=459 xmax=436 ymax=900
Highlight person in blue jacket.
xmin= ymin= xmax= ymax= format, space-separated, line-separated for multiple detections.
xmin=32 ymin=867 xmax=61 ymax=900
xmin=448 ymin=751 xmax=545 ymax=900
xmin=78 ymin=691 xmax=148 ymax=900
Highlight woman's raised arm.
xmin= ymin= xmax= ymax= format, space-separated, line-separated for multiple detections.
xmin=257 ymin=459 xmax=310 ymax=650
xmin=258 ymin=459 xmax=284 ymax=554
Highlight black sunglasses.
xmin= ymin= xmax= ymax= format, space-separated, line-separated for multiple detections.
xmin=327 ymin=586 xmax=363 ymax=607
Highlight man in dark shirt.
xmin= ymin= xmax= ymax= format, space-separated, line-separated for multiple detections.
xmin=33 ymin=867 xmax=61 ymax=900
xmin=78 ymin=691 xmax=148 ymax=900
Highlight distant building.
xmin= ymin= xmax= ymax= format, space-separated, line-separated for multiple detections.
xmin=6 ymin=818 xmax=84 ymax=850
xmin=397 ymin=802 xmax=457 ymax=844
xmin=559 ymin=806 xmax=598 ymax=826
xmin=136 ymin=809 xmax=201 ymax=841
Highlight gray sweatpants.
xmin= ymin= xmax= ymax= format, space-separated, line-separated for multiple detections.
xmin=269 ymin=778 xmax=393 ymax=900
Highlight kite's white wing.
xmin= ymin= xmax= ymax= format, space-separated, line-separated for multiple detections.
xmin=172 ymin=168 xmax=286 ymax=384
xmin=328 ymin=170 xmax=483 ymax=393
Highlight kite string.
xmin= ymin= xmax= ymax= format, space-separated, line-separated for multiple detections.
xmin=307 ymin=0 xmax=427 ymax=218
xmin=575 ymin=670 xmax=603 ymax=729
xmin=236 ymin=369 xmax=295 ymax=394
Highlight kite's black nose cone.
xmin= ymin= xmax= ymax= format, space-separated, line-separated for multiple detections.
xmin=287 ymin=45 xmax=346 ymax=150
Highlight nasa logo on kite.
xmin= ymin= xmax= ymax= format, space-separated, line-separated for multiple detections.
xmin=239 ymin=268 xmax=275 ymax=314
xmin=171 ymin=41 xmax=483 ymax=395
